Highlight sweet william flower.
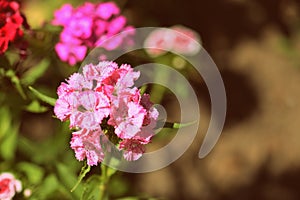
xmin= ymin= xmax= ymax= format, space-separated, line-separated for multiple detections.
xmin=171 ymin=25 xmax=201 ymax=55
xmin=119 ymin=139 xmax=146 ymax=161
xmin=0 ymin=172 xmax=22 ymax=200
xmin=70 ymin=129 xmax=106 ymax=166
xmin=144 ymin=25 xmax=201 ymax=57
xmin=109 ymin=99 xmax=146 ymax=139
xmin=52 ymin=2 xmax=134 ymax=66
xmin=54 ymin=61 xmax=158 ymax=165
xmin=0 ymin=0 xmax=24 ymax=54
xmin=143 ymin=28 xmax=174 ymax=57
xmin=70 ymin=91 xmax=110 ymax=130
xmin=52 ymin=4 xmax=73 ymax=26
xmin=55 ymin=42 xmax=87 ymax=66
xmin=95 ymin=2 xmax=120 ymax=20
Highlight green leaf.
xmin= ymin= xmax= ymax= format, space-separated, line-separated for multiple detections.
xmin=116 ymin=197 xmax=162 ymax=200
xmin=35 ymin=174 xmax=58 ymax=199
xmin=24 ymin=100 xmax=48 ymax=113
xmin=21 ymin=59 xmax=50 ymax=85
xmin=71 ymin=162 xmax=91 ymax=192
xmin=17 ymin=136 xmax=38 ymax=159
xmin=0 ymin=123 xmax=18 ymax=160
xmin=101 ymin=163 xmax=117 ymax=179
xmin=116 ymin=197 xmax=139 ymax=200
xmin=0 ymin=106 xmax=11 ymax=141
xmin=28 ymin=86 xmax=56 ymax=106
xmin=57 ymin=163 xmax=82 ymax=199
xmin=5 ymin=69 xmax=26 ymax=99
xmin=108 ymin=176 xmax=128 ymax=197
xmin=17 ymin=162 xmax=44 ymax=184
xmin=5 ymin=52 xmax=19 ymax=67
xmin=159 ymin=120 xmax=198 ymax=129
xmin=139 ymin=85 xmax=147 ymax=95
xmin=81 ymin=175 xmax=103 ymax=200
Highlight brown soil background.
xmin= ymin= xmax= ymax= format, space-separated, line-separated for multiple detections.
xmin=123 ymin=0 xmax=300 ymax=199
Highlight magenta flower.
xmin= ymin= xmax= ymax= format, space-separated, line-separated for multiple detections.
xmin=55 ymin=42 xmax=87 ymax=66
xmin=52 ymin=4 xmax=73 ymax=26
xmin=0 ymin=172 xmax=22 ymax=200
xmin=95 ymin=2 xmax=120 ymax=20
xmin=52 ymin=2 xmax=134 ymax=66
xmin=54 ymin=61 xmax=158 ymax=165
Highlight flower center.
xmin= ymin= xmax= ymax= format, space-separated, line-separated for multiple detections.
xmin=0 ymin=179 xmax=10 ymax=193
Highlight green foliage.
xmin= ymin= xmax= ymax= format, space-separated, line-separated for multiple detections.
xmin=81 ymin=175 xmax=103 ymax=200
xmin=0 ymin=106 xmax=18 ymax=161
xmin=24 ymin=100 xmax=48 ymax=113
xmin=71 ymin=162 xmax=91 ymax=192
xmin=33 ymin=174 xmax=59 ymax=199
xmin=21 ymin=59 xmax=50 ymax=86
xmin=0 ymin=2 xmax=202 ymax=200
xmin=57 ymin=163 xmax=83 ymax=199
xmin=0 ymin=124 xmax=18 ymax=161
xmin=17 ymin=162 xmax=44 ymax=185
xmin=28 ymin=86 xmax=56 ymax=106
xmin=5 ymin=69 xmax=27 ymax=99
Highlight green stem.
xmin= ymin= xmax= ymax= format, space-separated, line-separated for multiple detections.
xmin=5 ymin=70 xmax=27 ymax=100
xmin=150 ymin=67 xmax=169 ymax=104
xmin=99 ymin=164 xmax=109 ymax=200
xmin=28 ymin=86 xmax=56 ymax=106
xmin=98 ymin=158 xmax=118 ymax=200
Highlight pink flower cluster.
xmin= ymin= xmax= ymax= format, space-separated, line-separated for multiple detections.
xmin=144 ymin=25 xmax=201 ymax=57
xmin=54 ymin=61 xmax=158 ymax=165
xmin=0 ymin=172 xmax=22 ymax=200
xmin=52 ymin=2 xmax=134 ymax=66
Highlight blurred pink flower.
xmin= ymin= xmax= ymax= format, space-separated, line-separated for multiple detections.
xmin=95 ymin=2 xmax=120 ymax=20
xmin=54 ymin=61 xmax=158 ymax=164
xmin=144 ymin=25 xmax=201 ymax=57
xmin=0 ymin=172 xmax=22 ymax=200
xmin=143 ymin=28 xmax=174 ymax=57
xmin=52 ymin=2 xmax=134 ymax=66
xmin=52 ymin=4 xmax=73 ymax=26
xmin=55 ymin=42 xmax=87 ymax=66
xmin=171 ymin=25 xmax=201 ymax=55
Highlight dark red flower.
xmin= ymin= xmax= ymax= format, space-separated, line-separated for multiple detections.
xmin=0 ymin=0 xmax=24 ymax=54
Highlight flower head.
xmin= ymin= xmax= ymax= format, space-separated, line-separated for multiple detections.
xmin=54 ymin=61 xmax=158 ymax=165
xmin=0 ymin=172 xmax=22 ymax=200
xmin=144 ymin=25 xmax=201 ymax=57
xmin=70 ymin=129 xmax=106 ymax=166
xmin=52 ymin=2 xmax=134 ymax=66
xmin=0 ymin=0 xmax=24 ymax=54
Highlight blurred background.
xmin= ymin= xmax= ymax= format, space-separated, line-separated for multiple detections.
xmin=20 ymin=0 xmax=300 ymax=199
